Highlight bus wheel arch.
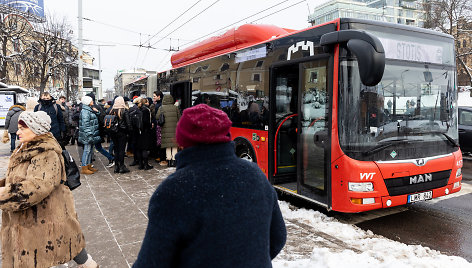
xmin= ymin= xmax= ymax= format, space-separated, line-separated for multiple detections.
xmin=234 ymin=137 xmax=257 ymax=163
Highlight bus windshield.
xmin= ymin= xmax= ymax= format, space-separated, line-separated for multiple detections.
xmin=338 ymin=25 xmax=458 ymax=161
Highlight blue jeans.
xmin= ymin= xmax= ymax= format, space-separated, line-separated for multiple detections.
xmin=82 ymin=144 xmax=93 ymax=167
xmin=108 ymin=140 xmax=114 ymax=156
xmin=95 ymin=143 xmax=113 ymax=161
xmin=10 ymin=133 xmax=17 ymax=151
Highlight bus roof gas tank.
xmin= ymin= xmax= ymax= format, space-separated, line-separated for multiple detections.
xmin=171 ymin=24 xmax=293 ymax=68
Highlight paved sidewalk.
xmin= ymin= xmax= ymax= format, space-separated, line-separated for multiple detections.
xmin=0 ymin=141 xmax=172 ymax=267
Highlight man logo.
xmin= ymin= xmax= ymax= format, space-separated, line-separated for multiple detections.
xmin=409 ymin=173 xmax=432 ymax=184
xmin=415 ymin=158 xmax=426 ymax=166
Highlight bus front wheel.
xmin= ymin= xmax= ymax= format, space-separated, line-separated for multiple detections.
xmin=235 ymin=140 xmax=256 ymax=163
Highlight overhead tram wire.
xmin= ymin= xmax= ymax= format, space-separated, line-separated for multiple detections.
xmin=82 ymin=17 xmax=148 ymax=36
xmin=142 ymin=0 xmax=203 ymax=46
xmin=83 ymin=39 xmax=168 ymax=51
xmin=251 ymin=0 xmax=307 ymax=23
xmin=179 ymin=0 xmax=294 ymax=48
xmin=149 ymin=0 xmax=222 ymax=48
xmin=134 ymin=33 xmax=142 ymax=69
xmin=82 ymin=17 xmax=193 ymax=43
xmin=157 ymin=51 xmax=173 ymax=70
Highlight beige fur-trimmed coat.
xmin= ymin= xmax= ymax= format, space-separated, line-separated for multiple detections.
xmin=0 ymin=133 xmax=85 ymax=268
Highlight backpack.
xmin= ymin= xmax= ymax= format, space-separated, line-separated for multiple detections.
xmin=62 ymin=150 xmax=81 ymax=190
xmin=103 ymin=112 xmax=119 ymax=133
xmin=129 ymin=107 xmax=143 ymax=130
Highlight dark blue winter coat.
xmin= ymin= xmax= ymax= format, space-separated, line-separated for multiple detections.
xmin=133 ymin=142 xmax=287 ymax=268
xmin=78 ymin=105 xmax=101 ymax=145
xmin=34 ymin=99 xmax=65 ymax=139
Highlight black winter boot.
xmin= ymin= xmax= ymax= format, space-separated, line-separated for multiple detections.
xmin=143 ymin=157 xmax=153 ymax=170
xmin=114 ymin=162 xmax=120 ymax=173
xmin=138 ymin=161 xmax=145 ymax=170
xmin=119 ymin=162 xmax=130 ymax=173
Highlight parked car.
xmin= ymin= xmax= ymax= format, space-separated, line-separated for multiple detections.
xmin=458 ymin=106 xmax=472 ymax=154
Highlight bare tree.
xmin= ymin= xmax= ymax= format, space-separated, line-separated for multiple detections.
xmin=423 ymin=0 xmax=472 ymax=86
xmin=0 ymin=14 xmax=33 ymax=83
xmin=22 ymin=15 xmax=76 ymax=93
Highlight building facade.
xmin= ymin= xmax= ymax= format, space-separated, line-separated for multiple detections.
xmin=456 ymin=21 xmax=472 ymax=87
xmin=114 ymin=68 xmax=156 ymax=97
xmin=309 ymin=0 xmax=425 ymax=27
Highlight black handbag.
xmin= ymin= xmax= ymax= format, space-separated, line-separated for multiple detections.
xmin=62 ymin=150 xmax=81 ymax=190
xmin=158 ymin=113 xmax=165 ymax=127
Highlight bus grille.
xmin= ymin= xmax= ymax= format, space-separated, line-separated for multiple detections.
xmin=384 ymin=170 xmax=451 ymax=196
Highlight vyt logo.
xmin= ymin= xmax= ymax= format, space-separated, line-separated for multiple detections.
xmin=360 ymin=173 xmax=376 ymax=180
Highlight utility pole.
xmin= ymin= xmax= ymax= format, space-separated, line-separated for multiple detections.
xmin=98 ymin=45 xmax=101 ymax=99
xmin=78 ymin=0 xmax=83 ymax=98
xmin=83 ymin=44 xmax=115 ymax=99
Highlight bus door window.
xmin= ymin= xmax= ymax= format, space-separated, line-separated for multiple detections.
xmin=299 ymin=60 xmax=329 ymax=193
xmin=273 ymin=64 xmax=299 ymax=183
xmin=171 ymin=81 xmax=192 ymax=112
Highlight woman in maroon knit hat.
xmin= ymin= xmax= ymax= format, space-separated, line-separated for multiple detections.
xmin=134 ymin=104 xmax=286 ymax=268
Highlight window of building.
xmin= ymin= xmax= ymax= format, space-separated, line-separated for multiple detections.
xmin=214 ymin=74 xmax=221 ymax=80
xmin=255 ymin=60 xmax=264 ymax=68
xmin=14 ymin=63 xmax=22 ymax=76
xmin=192 ymin=77 xmax=199 ymax=83
xmin=12 ymin=39 xmax=20 ymax=52
xmin=463 ymin=40 xmax=467 ymax=47
xmin=253 ymin=73 xmax=261 ymax=82
xmin=220 ymin=63 xmax=230 ymax=72
xmin=457 ymin=41 xmax=461 ymax=48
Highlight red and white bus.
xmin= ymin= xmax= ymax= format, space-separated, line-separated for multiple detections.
xmin=156 ymin=18 xmax=462 ymax=212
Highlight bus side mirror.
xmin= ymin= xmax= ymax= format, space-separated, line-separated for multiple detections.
xmin=321 ymin=30 xmax=385 ymax=86
xmin=346 ymin=39 xmax=385 ymax=86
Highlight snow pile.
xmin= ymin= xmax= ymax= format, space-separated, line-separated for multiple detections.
xmin=273 ymin=201 xmax=471 ymax=268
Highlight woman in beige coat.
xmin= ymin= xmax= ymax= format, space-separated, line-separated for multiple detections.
xmin=156 ymin=94 xmax=180 ymax=167
xmin=0 ymin=111 xmax=98 ymax=268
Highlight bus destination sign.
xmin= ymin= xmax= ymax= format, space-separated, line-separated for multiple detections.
xmin=379 ymin=38 xmax=443 ymax=64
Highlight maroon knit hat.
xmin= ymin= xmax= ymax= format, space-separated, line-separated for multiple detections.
xmin=176 ymin=104 xmax=232 ymax=148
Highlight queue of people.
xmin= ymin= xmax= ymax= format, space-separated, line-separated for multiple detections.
xmin=1 ymin=92 xmax=287 ymax=267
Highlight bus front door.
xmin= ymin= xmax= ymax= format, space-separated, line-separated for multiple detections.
xmin=271 ymin=64 xmax=299 ymax=191
xmin=297 ymin=59 xmax=330 ymax=206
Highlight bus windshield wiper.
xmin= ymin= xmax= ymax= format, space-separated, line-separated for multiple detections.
xmin=427 ymin=131 xmax=460 ymax=147
xmin=362 ymin=139 xmax=409 ymax=156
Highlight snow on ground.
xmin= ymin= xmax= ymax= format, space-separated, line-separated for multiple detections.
xmin=273 ymin=201 xmax=472 ymax=268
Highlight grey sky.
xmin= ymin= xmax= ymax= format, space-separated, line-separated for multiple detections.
xmin=44 ymin=0 xmax=327 ymax=91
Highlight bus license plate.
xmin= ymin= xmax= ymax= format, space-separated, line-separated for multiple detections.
xmin=408 ymin=191 xmax=433 ymax=203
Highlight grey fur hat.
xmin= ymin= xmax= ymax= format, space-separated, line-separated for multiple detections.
xmin=18 ymin=111 xmax=51 ymax=135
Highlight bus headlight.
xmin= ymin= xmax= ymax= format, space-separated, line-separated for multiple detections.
xmin=348 ymin=182 xmax=374 ymax=192
xmin=456 ymin=168 xmax=462 ymax=178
